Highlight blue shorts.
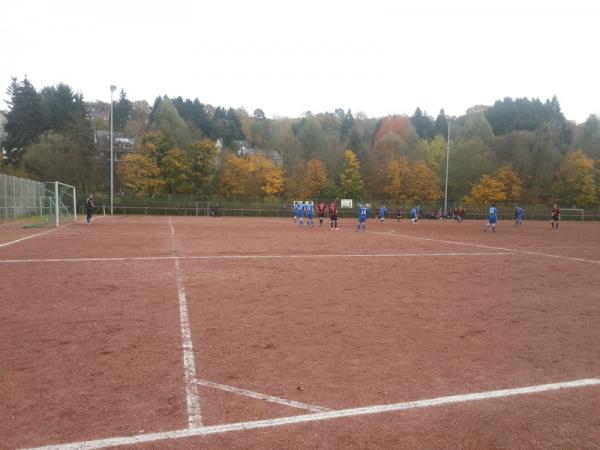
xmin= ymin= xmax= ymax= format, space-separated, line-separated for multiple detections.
xmin=359 ymin=217 xmax=366 ymax=223
xmin=488 ymin=216 xmax=497 ymax=224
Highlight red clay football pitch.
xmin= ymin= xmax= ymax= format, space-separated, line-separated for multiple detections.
xmin=1 ymin=216 xmax=599 ymax=449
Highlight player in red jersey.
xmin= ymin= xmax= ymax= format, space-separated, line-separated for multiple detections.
xmin=317 ymin=200 xmax=327 ymax=226
xmin=328 ymin=201 xmax=338 ymax=230
xmin=551 ymin=204 xmax=560 ymax=230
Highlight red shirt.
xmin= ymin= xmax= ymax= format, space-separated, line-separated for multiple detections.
xmin=552 ymin=208 xmax=560 ymax=219
xmin=328 ymin=204 xmax=337 ymax=216
xmin=317 ymin=202 xmax=326 ymax=214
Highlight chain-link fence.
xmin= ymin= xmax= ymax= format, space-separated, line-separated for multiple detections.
xmin=0 ymin=173 xmax=47 ymax=222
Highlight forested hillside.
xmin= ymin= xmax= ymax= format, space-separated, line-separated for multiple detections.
xmin=2 ymin=77 xmax=599 ymax=207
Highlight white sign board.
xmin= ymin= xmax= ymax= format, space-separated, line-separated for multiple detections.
xmin=341 ymin=199 xmax=353 ymax=208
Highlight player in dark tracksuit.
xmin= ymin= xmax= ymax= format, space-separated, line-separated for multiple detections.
xmin=85 ymin=196 xmax=95 ymax=224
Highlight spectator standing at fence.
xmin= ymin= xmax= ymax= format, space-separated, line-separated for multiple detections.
xmin=551 ymin=204 xmax=561 ymax=230
xmin=85 ymin=196 xmax=95 ymax=225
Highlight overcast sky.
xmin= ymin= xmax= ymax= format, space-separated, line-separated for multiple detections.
xmin=2 ymin=0 xmax=599 ymax=122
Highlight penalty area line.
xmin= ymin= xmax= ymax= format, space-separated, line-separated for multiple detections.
xmin=23 ymin=377 xmax=600 ymax=450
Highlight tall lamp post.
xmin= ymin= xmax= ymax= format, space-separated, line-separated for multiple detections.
xmin=110 ymin=85 xmax=116 ymax=215
xmin=443 ymin=118 xmax=451 ymax=216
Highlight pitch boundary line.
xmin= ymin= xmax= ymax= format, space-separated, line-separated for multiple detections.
xmin=371 ymin=231 xmax=600 ymax=264
xmin=0 ymin=227 xmax=59 ymax=248
xmin=23 ymin=377 xmax=600 ymax=450
xmin=170 ymin=216 xmax=202 ymax=428
xmin=195 ymin=379 xmax=331 ymax=412
xmin=0 ymin=252 xmax=516 ymax=265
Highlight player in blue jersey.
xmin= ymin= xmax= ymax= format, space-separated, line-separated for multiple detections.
xmin=356 ymin=204 xmax=368 ymax=232
xmin=379 ymin=205 xmax=388 ymax=223
xmin=484 ymin=203 xmax=498 ymax=232
xmin=410 ymin=206 xmax=419 ymax=224
xmin=298 ymin=202 xmax=306 ymax=227
xmin=292 ymin=203 xmax=298 ymax=223
xmin=514 ymin=205 xmax=523 ymax=227
xmin=306 ymin=202 xmax=315 ymax=228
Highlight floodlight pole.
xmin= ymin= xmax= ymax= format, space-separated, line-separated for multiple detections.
xmin=110 ymin=85 xmax=116 ymax=215
xmin=444 ymin=118 xmax=451 ymax=216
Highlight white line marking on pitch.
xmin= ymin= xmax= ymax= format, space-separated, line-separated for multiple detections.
xmin=195 ymin=379 xmax=331 ymax=412
xmin=168 ymin=216 xmax=175 ymax=235
xmin=0 ymin=252 xmax=515 ymax=264
xmin=0 ymin=227 xmax=59 ymax=248
xmin=23 ymin=378 xmax=600 ymax=450
xmin=173 ymin=253 xmax=202 ymax=428
xmin=370 ymin=231 xmax=600 ymax=264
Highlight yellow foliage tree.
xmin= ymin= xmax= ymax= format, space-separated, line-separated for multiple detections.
xmin=220 ymin=153 xmax=251 ymax=197
xmin=118 ymin=153 xmax=165 ymax=197
xmin=555 ymin=149 xmax=598 ymax=206
xmin=250 ymin=155 xmax=284 ymax=198
xmin=464 ymin=174 xmax=507 ymax=205
xmin=339 ymin=150 xmax=364 ymax=198
xmin=409 ymin=161 xmax=443 ymax=203
xmin=304 ymin=159 xmax=329 ymax=198
xmin=495 ymin=165 xmax=523 ymax=202
xmin=162 ymin=147 xmax=193 ymax=194
xmin=220 ymin=154 xmax=284 ymax=199
xmin=385 ymin=157 xmax=411 ymax=203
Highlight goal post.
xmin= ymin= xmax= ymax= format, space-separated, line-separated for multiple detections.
xmin=46 ymin=181 xmax=77 ymax=227
xmin=561 ymin=208 xmax=584 ymax=221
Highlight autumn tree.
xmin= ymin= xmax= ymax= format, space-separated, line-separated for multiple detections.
xmin=304 ymin=159 xmax=329 ymax=198
xmin=339 ymin=150 xmax=364 ymax=198
xmin=162 ymin=148 xmax=193 ymax=194
xmin=495 ymin=165 xmax=523 ymax=202
xmin=464 ymin=175 xmax=507 ymax=205
xmin=189 ymin=139 xmax=219 ymax=195
xmin=555 ymin=149 xmax=598 ymax=206
xmin=385 ymin=157 xmax=411 ymax=203
xmin=118 ymin=153 xmax=165 ymax=197
xmin=409 ymin=161 xmax=443 ymax=203
xmin=219 ymin=154 xmax=250 ymax=198
xmin=220 ymin=154 xmax=284 ymax=199
xmin=250 ymin=155 xmax=284 ymax=198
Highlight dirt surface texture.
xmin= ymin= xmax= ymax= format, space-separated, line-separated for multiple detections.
xmin=1 ymin=215 xmax=599 ymax=449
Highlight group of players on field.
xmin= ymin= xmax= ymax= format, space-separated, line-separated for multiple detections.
xmin=293 ymin=201 xmax=562 ymax=232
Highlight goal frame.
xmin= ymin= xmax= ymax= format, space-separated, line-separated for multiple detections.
xmin=49 ymin=181 xmax=77 ymax=227
xmin=560 ymin=208 xmax=584 ymax=221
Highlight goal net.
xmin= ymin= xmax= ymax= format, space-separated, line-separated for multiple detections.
xmin=561 ymin=208 xmax=584 ymax=221
xmin=41 ymin=182 xmax=77 ymax=227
